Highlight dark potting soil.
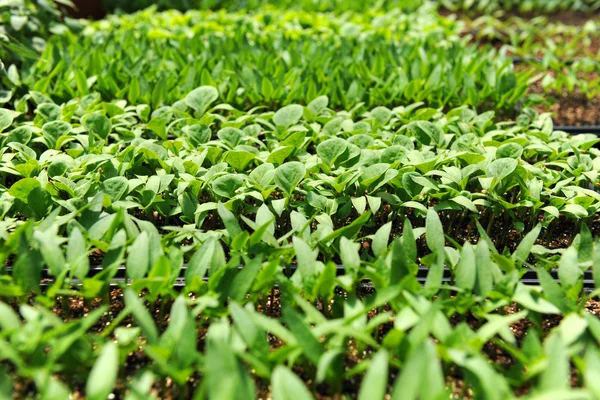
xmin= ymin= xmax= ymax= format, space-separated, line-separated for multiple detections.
xmin=529 ymin=72 xmax=600 ymax=126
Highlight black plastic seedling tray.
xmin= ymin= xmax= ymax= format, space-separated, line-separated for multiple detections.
xmin=18 ymin=265 xmax=595 ymax=292
xmin=556 ymin=126 xmax=600 ymax=135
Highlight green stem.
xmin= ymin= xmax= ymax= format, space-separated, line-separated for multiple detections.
xmin=101 ymin=306 xmax=131 ymax=338
xmin=486 ymin=213 xmax=495 ymax=237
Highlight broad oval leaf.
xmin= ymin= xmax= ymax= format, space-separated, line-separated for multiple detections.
xmin=0 ymin=108 xmax=13 ymax=131
xmin=182 ymin=124 xmax=211 ymax=146
xmin=212 ymin=174 xmax=244 ymax=198
xmin=101 ymin=176 xmax=129 ymax=202
xmin=317 ymin=137 xmax=347 ymax=167
xmin=274 ymin=162 xmax=306 ymax=195
xmin=307 ymin=96 xmax=328 ymax=116
xmin=42 ymin=120 xmax=72 ymax=147
xmin=83 ymin=113 xmax=111 ymax=138
xmin=496 ymin=143 xmax=523 ymax=159
xmin=185 ymin=85 xmax=218 ymax=114
xmin=8 ymin=178 xmax=40 ymax=202
xmin=380 ymin=145 xmax=408 ymax=164
xmin=486 ymin=158 xmax=518 ymax=181
xmin=273 ymin=104 xmax=303 ymax=127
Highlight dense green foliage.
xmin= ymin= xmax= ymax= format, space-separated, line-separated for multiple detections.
xmin=1 ymin=209 xmax=600 ymax=399
xmin=0 ymin=93 xmax=599 ymax=238
xmin=102 ymin=0 xmax=422 ymax=14
xmin=3 ymin=7 xmax=529 ymax=112
xmin=4 ymin=5 xmax=598 ymax=115
xmin=0 ymin=0 xmax=76 ymax=65
xmin=1 ymin=88 xmax=600 ymax=398
xmin=1 ymin=0 xmax=600 ymax=398
xmin=102 ymin=0 xmax=600 ymax=14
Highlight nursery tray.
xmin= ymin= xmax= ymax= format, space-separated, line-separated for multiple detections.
xmin=10 ymin=265 xmax=595 ymax=292
xmin=555 ymin=126 xmax=600 ymax=135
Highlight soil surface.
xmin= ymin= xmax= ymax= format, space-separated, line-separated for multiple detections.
xmin=528 ymin=71 xmax=600 ymax=126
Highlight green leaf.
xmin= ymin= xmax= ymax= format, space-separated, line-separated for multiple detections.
xmin=185 ymin=237 xmax=216 ymax=281
xmin=206 ymin=320 xmax=256 ymax=400
xmin=486 ymin=158 xmax=518 ymax=181
xmin=228 ymin=257 xmax=262 ymax=302
xmin=217 ymin=127 xmax=243 ymax=147
xmin=86 ymin=342 xmax=118 ymax=400
xmin=41 ymin=378 xmax=71 ymax=400
xmin=451 ymin=352 xmax=510 ymax=400
xmin=218 ymin=202 xmax=242 ymax=238
xmin=512 ymin=224 xmax=542 ymax=265
xmin=358 ymin=349 xmax=388 ymax=400
xmin=360 ymin=163 xmax=391 ymax=188
xmin=317 ymin=137 xmax=347 ymax=167
xmin=212 ymin=175 xmax=244 ymax=198
xmin=584 ymin=349 xmax=600 ymax=399
xmin=512 ymin=284 xmax=561 ymax=314
xmin=381 ymin=146 xmax=408 ymax=164
xmin=67 ymin=227 xmax=89 ymax=280
xmin=578 ymin=224 xmax=593 ymax=264
xmin=271 ymin=366 xmax=314 ymax=400
xmin=390 ymin=238 xmax=409 ymax=285
xmin=124 ymin=289 xmax=159 ymax=344
xmin=307 ymin=96 xmax=328 ymax=116
xmin=496 ymin=143 xmax=523 ymax=159
xmin=0 ymin=109 xmax=13 ymax=132
xmin=558 ymin=246 xmax=581 ymax=288
xmin=477 ymin=311 xmax=527 ymax=345
xmin=34 ymin=229 xmax=66 ymax=276
xmin=127 ymin=231 xmax=149 ymax=280
xmin=274 ymin=162 xmax=306 ymax=195
xmin=83 ymin=113 xmax=112 ymax=139
xmin=562 ymin=204 xmax=588 ymax=218
xmin=101 ymin=177 xmax=129 ymax=202
xmin=266 ymin=146 xmax=294 ymax=165
xmin=540 ymin=334 xmax=569 ymax=391
xmin=426 ymin=208 xmax=444 ymax=253
xmin=372 ymin=222 xmax=392 ymax=258
xmin=411 ymin=121 xmax=443 ymax=145
xmin=391 ymin=344 xmax=425 ymax=400
xmin=293 ymin=236 xmax=318 ymax=279
xmin=475 ymin=240 xmax=493 ymax=297
xmin=392 ymin=340 xmax=445 ymax=400
xmin=8 ymin=178 xmax=40 ymax=202
xmin=594 ymin=239 xmax=600 ymax=290
xmin=6 ymin=126 xmax=32 ymax=144
xmin=0 ymin=302 xmax=20 ymax=331
xmin=282 ymin=304 xmax=324 ymax=364
xmin=536 ymin=267 xmax=567 ymax=312
xmin=182 ymin=124 xmax=211 ymax=146
xmin=340 ymin=237 xmax=360 ymax=272
xmin=224 ymin=150 xmax=255 ymax=171
xmin=455 ymin=242 xmax=476 ymax=291
xmin=425 ymin=249 xmax=444 ymax=289
xmin=372 ymin=106 xmax=392 ymax=125
xmin=316 ymin=349 xmax=343 ymax=383
xmin=185 ymin=86 xmax=218 ymax=115
xmin=273 ymin=104 xmax=304 ymax=127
